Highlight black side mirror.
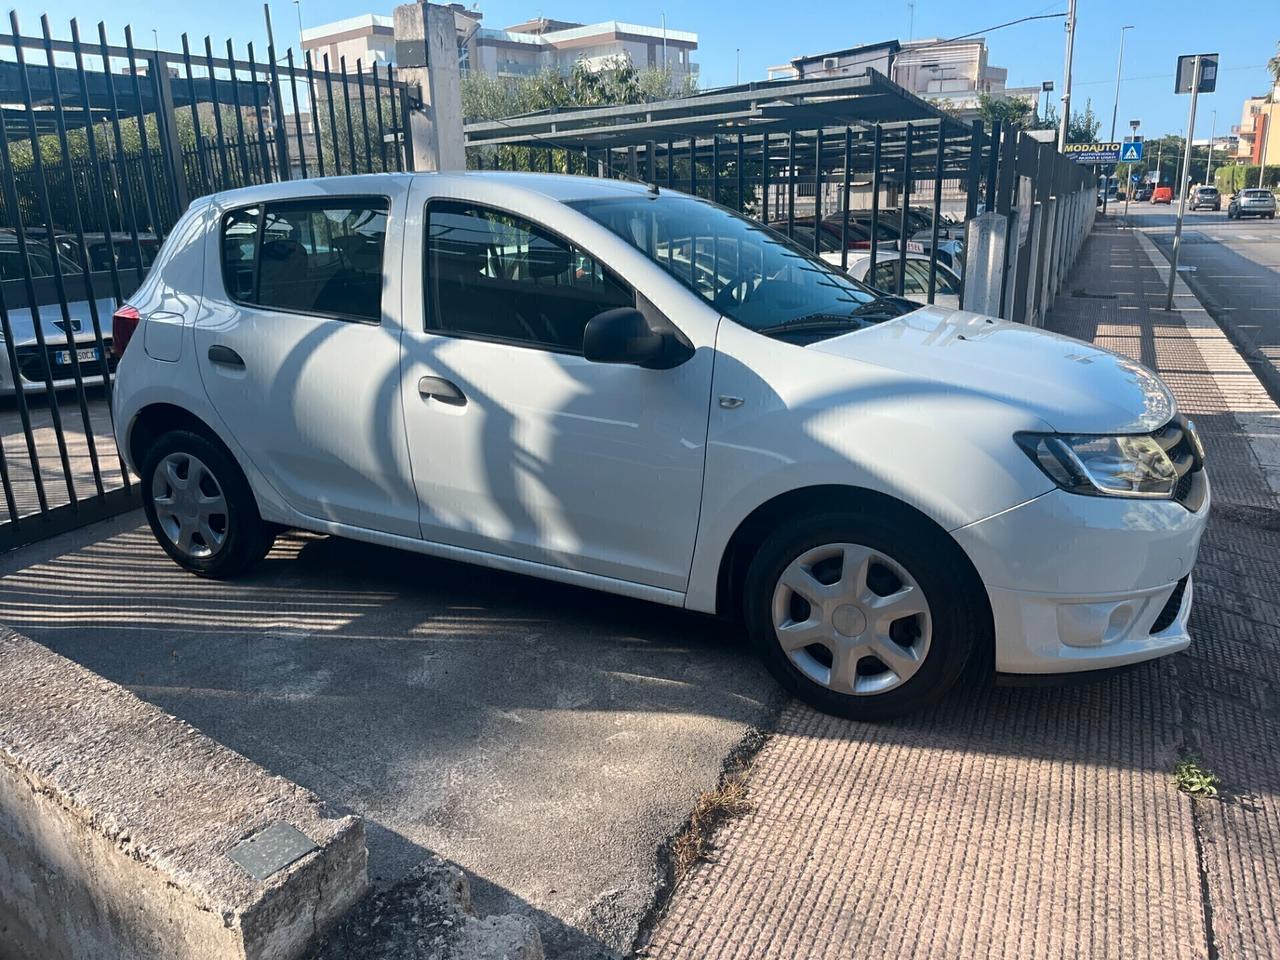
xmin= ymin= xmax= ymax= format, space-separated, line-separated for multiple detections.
xmin=583 ymin=306 xmax=693 ymax=370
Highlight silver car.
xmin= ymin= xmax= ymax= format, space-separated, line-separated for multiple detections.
xmin=1227 ymin=188 xmax=1276 ymax=220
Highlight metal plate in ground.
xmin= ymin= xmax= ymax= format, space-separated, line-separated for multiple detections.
xmin=228 ymin=822 xmax=319 ymax=881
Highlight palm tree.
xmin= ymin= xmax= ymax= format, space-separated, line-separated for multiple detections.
xmin=1270 ymin=41 xmax=1280 ymax=90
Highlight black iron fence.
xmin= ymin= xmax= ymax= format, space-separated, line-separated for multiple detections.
xmin=465 ymin=117 xmax=1096 ymax=320
xmin=0 ymin=14 xmax=412 ymax=549
xmin=0 ymin=12 xmax=1098 ymax=552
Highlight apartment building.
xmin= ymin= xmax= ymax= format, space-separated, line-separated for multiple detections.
xmin=767 ymin=37 xmax=1037 ymax=115
xmin=299 ymin=5 xmax=698 ymax=80
xmin=1234 ymin=84 xmax=1280 ymax=167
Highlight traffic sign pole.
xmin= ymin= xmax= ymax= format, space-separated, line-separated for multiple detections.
xmin=1166 ymin=55 xmax=1202 ymax=311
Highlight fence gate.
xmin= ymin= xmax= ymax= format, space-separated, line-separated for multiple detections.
xmin=0 ymin=14 xmax=411 ymax=550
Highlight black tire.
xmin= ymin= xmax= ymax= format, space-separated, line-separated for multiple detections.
xmin=141 ymin=429 xmax=275 ymax=578
xmin=742 ymin=509 xmax=988 ymax=721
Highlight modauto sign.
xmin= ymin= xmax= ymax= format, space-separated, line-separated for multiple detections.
xmin=1063 ymin=142 xmax=1122 ymax=164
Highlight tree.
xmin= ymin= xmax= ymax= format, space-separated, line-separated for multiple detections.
xmin=1268 ymin=41 xmax=1280 ymax=90
xmin=1066 ymin=98 xmax=1101 ymax=143
xmin=461 ymin=54 xmax=695 ymax=123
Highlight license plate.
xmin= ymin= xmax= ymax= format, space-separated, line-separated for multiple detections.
xmin=54 ymin=347 xmax=101 ymax=366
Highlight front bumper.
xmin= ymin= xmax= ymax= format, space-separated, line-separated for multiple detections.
xmin=953 ymin=479 xmax=1209 ymax=674
xmin=0 ymin=336 xmax=115 ymax=395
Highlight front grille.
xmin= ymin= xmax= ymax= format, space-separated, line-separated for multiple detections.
xmin=1152 ymin=415 xmax=1205 ymax=511
xmin=1151 ymin=576 xmax=1189 ymax=634
xmin=15 ymin=341 xmax=117 ymax=384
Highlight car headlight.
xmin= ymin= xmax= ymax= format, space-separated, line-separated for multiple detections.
xmin=1015 ymin=432 xmax=1178 ymax=498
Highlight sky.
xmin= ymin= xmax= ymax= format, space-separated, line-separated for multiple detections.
xmin=21 ymin=0 xmax=1280 ymax=141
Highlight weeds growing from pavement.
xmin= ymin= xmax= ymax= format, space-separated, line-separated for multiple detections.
xmin=669 ymin=773 xmax=753 ymax=881
xmin=1174 ymin=755 xmax=1222 ymax=798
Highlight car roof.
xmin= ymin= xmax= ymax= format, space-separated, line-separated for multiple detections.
xmin=207 ymin=170 xmax=655 ymax=208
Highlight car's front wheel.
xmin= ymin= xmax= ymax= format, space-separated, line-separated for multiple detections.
xmin=141 ymin=430 xmax=275 ymax=578
xmin=744 ymin=510 xmax=985 ymax=720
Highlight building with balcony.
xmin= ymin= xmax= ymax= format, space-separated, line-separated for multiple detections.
xmin=300 ymin=6 xmax=698 ymax=81
xmin=1234 ymin=84 xmax=1280 ymax=167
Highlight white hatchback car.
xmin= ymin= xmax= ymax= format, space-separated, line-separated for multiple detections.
xmin=112 ymin=173 xmax=1209 ymax=719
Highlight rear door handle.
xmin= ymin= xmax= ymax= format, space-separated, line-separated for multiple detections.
xmin=418 ymin=376 xmax=466 ymax=406
xmin=207 ymin=344 xmax=245 ymax=368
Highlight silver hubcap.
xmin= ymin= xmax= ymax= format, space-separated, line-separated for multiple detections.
xmin=151 ymin=452 xmax=229 ymax=559
xmin=771 ymin=542 xmax=932 ymax=696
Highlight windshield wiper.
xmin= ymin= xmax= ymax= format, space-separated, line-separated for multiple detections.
xmin=753 ymin=313 xmax=868 ymax=336
xmin=755 ymin=300 xmax=914 ymax=337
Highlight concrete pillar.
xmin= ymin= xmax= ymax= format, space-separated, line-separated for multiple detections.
xmin=394 ymin=2 xmax=466 ymax=171
xmin=961 ymin=211 xmax=1008 ymax=318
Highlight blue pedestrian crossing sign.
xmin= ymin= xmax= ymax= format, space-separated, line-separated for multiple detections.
xmin=1120 ymin=141 xmax=1144 ymax=162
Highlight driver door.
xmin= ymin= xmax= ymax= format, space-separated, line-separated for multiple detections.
xmin=398 ymin=184 xmax=716 ymax=593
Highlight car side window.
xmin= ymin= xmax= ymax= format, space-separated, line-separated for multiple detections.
xmin=219 ymin=198 xmax=389 ymax=323
xmin=871 ymin=261 xmax=898 ymax=291
xmin=424 ymin=200 xmax=633 ymax=353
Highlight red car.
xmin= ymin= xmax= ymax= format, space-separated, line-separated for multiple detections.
xmin=1151 ymin=186 xmax=1174 ymax=204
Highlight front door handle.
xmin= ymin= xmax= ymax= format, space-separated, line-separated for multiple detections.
xmin=207 ymin=344 xmax=245 ymax=368
xmin=418 ymin=376 xmax=466 ymax=406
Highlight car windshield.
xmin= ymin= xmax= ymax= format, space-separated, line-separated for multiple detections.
xmin=570 ymin=193 xmax=902 ymax=341
xmin=1242 ymin=190 xmax=1272 ymax=198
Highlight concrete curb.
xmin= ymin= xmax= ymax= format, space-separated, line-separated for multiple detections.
xmin=0 ymin=628 xmax=368 ymax=960
xmin=1129 ymin=225 xmax=1280 ymax=503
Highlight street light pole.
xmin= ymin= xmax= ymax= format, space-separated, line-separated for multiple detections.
xmin=1109 ymin=26 xmax=1133 ymax=141
xmin=1125 ymin=118 xmax=1139 ymax=220
xmin=1167 ymin=55 xmax=1203 ymax=311
xmin=1205 ymin=109 xmax=1216 ymax=188
xmin=1259 ymin=102 xmax=1274 ymax=189
xmin=1103 ymin=26 xmax=1133 ymax=216
xmin=1057 ymin=0 xmax=1077 ymax=151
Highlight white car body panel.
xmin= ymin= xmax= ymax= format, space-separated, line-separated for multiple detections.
xmin=398 ymin=175 xmax=718 ymax=589
xmin=192 ymin=181 xmax=420 ymax=537
xmin=112 ymin=172 xmax=1209 ymax=678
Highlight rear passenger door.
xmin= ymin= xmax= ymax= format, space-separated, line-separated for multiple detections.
xmin=195 ymin=191 xmax=419 ymax=536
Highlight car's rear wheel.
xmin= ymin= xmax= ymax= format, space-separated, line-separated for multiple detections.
xmin=743 ymin=510 xmax=984 ymax=720
xmin=142 ymin=430 xmax=275 ymax=578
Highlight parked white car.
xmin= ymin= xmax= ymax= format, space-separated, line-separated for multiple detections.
xmin=112 ymin=173 xmax=1209 ymax=718
xmin=821 ymin=250 xmax=963 ymax=310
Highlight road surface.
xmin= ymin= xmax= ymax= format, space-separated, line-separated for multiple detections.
xmin=1128 ymin=201 xmax=1280 ymax=403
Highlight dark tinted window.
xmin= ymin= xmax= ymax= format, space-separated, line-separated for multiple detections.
xmin=572 ymin=194 xmax=883 ymax=339
xmin=220 ymin=198 xmax=388 ymax=322
xmin=425 ymin=201 xmax=633 ymax=352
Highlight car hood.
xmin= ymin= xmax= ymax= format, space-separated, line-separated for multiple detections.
xmin=808 ymin=305 xmax=1174 ymax=434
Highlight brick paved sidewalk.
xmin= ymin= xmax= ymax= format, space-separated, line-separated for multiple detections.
xmin=641 ymin=220 xmax=1280 ymax=960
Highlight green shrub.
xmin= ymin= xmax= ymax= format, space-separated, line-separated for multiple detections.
xmin=1216 ymin=164 xmax=1280 ymax=193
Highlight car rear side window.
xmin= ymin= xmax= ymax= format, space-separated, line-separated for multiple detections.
xmin=219 ymin=197 xmax=389 ymax=323
xmin=424 ymin=200 xmax=633 ymax=352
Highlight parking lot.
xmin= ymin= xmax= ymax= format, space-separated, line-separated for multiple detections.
xmin=0 ymin=390 xmax=124 ymax=520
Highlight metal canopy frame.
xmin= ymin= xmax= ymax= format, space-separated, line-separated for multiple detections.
xmin=463 ymin=70 xmax=969 ymax=151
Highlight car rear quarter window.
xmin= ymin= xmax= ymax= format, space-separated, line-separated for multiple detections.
xmin=219 ymin=197 xmax=389 ymax=323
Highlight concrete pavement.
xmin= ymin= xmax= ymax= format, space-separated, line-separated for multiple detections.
xmin=642 ymin=216 xmax=1280 ymax=960
xmin=0 ymin=517 xmax=777 ymax=959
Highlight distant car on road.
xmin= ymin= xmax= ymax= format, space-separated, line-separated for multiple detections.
xmin=1151 ymin=186 xmax=1174 ymax=204
xmin=1134 ymin=187 xmax=1153 ymax=202
xmin=1227 ymin=188 xmax=1277 ymax=220
xmin=1189 ymin=186 xmax=1221 ymax=211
